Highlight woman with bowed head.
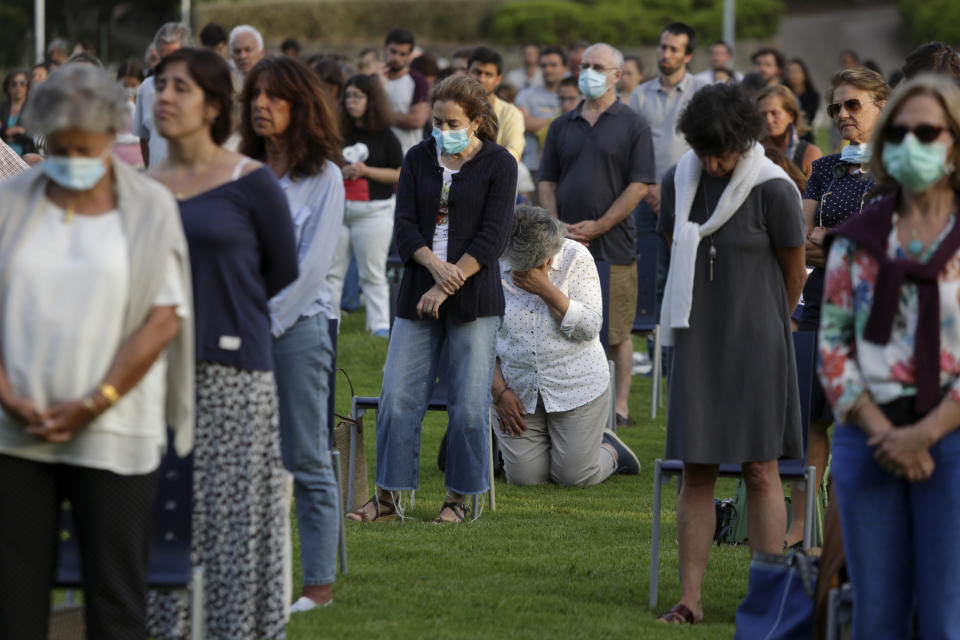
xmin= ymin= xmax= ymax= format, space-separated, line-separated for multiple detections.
xmin=240 ymin=55 xmax=345 ymax=614
xmin=146 ymin=48 xmax=299 ymax=640
xmin=0 ymin=63 xmax=193 ymax=639
xmin=756 ymin=84 xmax=822 ymax=177
xmin=325 ymin=73 xmax=403 ymax=336
xmin=655 ymin=83 xmax=807 ymax=624
xmin=0 ymin=69 xmax=36 ymax=156
xmin=820 ymin=75 xmax=960 ymax=640
xmin=785 ymin=68 xmax=891 ymax=548
xmin=346 ymin=75 xmax=517 ymax=525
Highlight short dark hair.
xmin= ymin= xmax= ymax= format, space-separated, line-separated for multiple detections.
xmin=840 ymin=49 xmax=859 ymax=63
xmin=116 ymin=58 xmax=144 ymax=82
xmin=558 ymin=76 xmax=579 ymax=90
xmin=623 ymin=54 xmax=644 ymax=74
xmin=3 ymin=69 xmax=28 ymax=95
xmin=786 ymin=57 xmax=815 ymax=94
xmin=453 ymin=48 xmax=475 ymax=61
xmin=664 ymin=22 xmax=696 ymax=54
xmin=341 ymin=73 xmax=393 ymax=135
xmin=281 ymin=38 xmax=301 ymax=55
xmin=312 ymin=58 xmax=348 ymax=99
xmin=198 ymin=22 xmax=227 ymax=48
xmin=468 ymin=46 xmax=503 ymax=76
xmin=540 ymin=46 xmax=567 ymax=66
xmin=711 ymin=41 xmax=732 ymax=56
xmin=385 ymin=27 xmax=414 ymax=48
xmin=677 ymin=83 xmax=763 ymax=156
xmin=410 ymin=52 xmax=439 ymax=78
xmin=751 ymin=47 xmax=785 ymax=71
xmin=155 ymin=48 xmax=234 ymax=145
xmin=902 ymin=41 xmax=960 ymax=81
xmin=567 ymin=40 xmax=589 ymax=53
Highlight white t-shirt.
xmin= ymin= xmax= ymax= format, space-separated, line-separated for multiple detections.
xmin=132 ymin=76 xmax=168 ymax=167
xmin=0 ymin=201 xmax=187 ymax=474
xmin=384 ymin=70 xmax=429 ymax=156
xmin=432 ymin=146 xmax=459 ymax=263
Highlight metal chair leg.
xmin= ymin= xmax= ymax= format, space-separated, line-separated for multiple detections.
xmin=190 ymin=567 xmax=205 ymax=640
xmin=802 ymin=465 xmax=816 ymax=550
xmin=347 ymin=400 xmax=360 ymax=511
xmin=826 ymin=587 xmax=839 ymax=640
xmin=331 ymin=450 xmax=348 ymax=575
xmin=649 ymin=459 xmax=664 ymax=609
xmin=608 ymin=360 xmax=617 ymax=431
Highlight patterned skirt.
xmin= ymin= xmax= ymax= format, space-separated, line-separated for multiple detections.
xmin=148 ymin=363 xmax=288 ymax=640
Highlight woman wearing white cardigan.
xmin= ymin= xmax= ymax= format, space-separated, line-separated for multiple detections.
xmin=0 ymin=64 xmax=193 ymax=639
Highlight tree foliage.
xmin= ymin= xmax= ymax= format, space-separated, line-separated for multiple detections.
xmin=898 ymin=0 xmax=960 ymax=46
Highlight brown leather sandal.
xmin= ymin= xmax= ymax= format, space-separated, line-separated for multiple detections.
xmin=346 ymin=494 xmax=398 ymax=522
xmin=432 ymin=501 xmax=466 ymax=524
xmin=656 ymin=603 xmax=699 ymax=625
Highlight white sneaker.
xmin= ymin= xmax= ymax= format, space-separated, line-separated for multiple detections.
xmin=632 ymin=352 xmax=652 ymax=375
xmin=290 ymin=596 xmax=332 ymax=614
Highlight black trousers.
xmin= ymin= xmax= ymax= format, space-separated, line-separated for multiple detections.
xmin=0 ymin=454 xmax=158 ymax=640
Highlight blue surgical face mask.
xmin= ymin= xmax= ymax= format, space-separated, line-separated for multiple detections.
xmin=840 ymin=143 xmax=871 ymax=165
xmin=578 ymin=68 xmax=610 ymax=100
xmin=42 ymin=154 xmax=109 ymax=191
xmin=432 ymin=127 xmax=472 ymax=154
xmin=882 ymin=134 xmax=949 ymax=194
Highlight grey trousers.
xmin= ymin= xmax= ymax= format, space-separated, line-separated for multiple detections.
xmin=495 ymin=386 xmax=615 ymax=487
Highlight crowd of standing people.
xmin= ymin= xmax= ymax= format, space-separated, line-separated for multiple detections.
xmin=0 ymin=14 xmax=959 ymax=640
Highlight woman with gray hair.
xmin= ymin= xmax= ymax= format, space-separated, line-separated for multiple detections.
xmin=0 ymin=63 xmax=193 ymax=639
xmin=492 ymin=205 xmax=639 ymax=487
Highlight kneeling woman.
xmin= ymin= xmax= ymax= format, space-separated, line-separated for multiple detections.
xmin=493 ymin=205 xmax=639 ymax=486
xmin=346 ymin=75 xmax=517 ymax=524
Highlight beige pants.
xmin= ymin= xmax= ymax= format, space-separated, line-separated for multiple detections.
xmin=495 ymin=387 xmax=615 ymax=487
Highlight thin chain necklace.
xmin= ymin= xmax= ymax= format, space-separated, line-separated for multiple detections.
xmin=701 ymin=180 xmax=718 ymax=282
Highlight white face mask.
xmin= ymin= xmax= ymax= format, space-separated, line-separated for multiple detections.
xmin=42 ymin=153 xmax=109 ymax=191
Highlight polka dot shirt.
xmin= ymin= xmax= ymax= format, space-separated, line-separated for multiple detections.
xmin=803 ymin=153 xmax=875 ymax=228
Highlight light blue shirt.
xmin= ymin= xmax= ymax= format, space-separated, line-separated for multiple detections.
xmin=269 ymin=161 xmax=345 ymax=336
xmin=628 ymin=71 xmax=709 ymax=182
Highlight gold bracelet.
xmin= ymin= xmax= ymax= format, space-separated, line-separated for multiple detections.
xmin=83 ymin=397 xmax=99 ymax=417
xmin=98 ymin=383 xmax=120 ymax=406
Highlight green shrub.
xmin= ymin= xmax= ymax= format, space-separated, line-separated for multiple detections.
xmin=489 ymin=0 xmax=786 ymax=47
xmin=898 ymin=0 xmax=960 ymax=46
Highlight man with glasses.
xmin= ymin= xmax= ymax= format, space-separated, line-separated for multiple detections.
xmin=539 ymin=42 xmax=656 ymax=428
xmin=628 ymin=22 xmax=707 ymax=390
xmin=468 ymin=46 xmax=525 ymax=164
xmin=516 ymin=46 xmax=566 ymax=182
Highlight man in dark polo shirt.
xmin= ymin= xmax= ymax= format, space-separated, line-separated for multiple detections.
xmin=538 ymin=42 xmax=655 ymax=427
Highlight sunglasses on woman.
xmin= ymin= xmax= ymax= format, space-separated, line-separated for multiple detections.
xmin=826 ymin=98 xmax=876 ymax=119
xmin=884 ymin=124 xmax=946 ymax=144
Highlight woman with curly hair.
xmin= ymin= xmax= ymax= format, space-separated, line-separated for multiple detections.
xmin=655 ymin=83 xmax=807 ymax=624
xmin=239 ymin=55 xmax=345 ymax=614
xmin=346 ymin=75 xmax=517 ymax=525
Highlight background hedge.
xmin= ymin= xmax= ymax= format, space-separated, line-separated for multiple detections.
xmin=897 ymin=0 xmax=960 ymax=46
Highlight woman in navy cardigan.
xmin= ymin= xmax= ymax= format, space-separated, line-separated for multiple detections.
xmin=347 ymin=75 xmax=517 ymax=524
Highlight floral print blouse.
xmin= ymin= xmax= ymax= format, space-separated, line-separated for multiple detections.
xmin=818 ymin=218 xmax=960 ymax=421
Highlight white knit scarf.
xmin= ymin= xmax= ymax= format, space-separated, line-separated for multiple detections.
xmin=660 ymin=142 xmax=800 ymax=345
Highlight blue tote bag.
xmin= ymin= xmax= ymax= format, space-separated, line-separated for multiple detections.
xmin=734 ymin=550 xmax=818 ymax=640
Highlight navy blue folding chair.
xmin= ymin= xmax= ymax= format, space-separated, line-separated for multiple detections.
xmin=648 ymin=331 xmax=818 ymax=608
xmin=55 ymin=432 xmax=204 ymax=639
xmin=632 ymin=236 xmax=665 ymax=418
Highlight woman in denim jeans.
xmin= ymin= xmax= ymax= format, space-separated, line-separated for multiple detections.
xmin=819 ymin=75 xmax=960 ymax=639
xmin=240 ymin=56 xmax=345 ymax=613
xmin=347 ymin=75 xmax=517 ymax=524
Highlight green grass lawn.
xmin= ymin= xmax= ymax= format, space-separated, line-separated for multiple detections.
xmin=285 ymin=311 xmax=754 ymax=639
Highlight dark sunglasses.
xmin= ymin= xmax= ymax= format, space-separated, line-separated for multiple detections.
xmin=884 ymin=124 xmax=946 ymax=144
xmin=826 ymin=98 xmax=875 ymax=119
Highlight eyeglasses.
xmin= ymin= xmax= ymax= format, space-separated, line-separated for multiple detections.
xmin=558 ymin=96 xmax=580 ymax=102
xmin=884 ymin=124 xmax=946 ymax=144
xmin=9 ymin=81 xmax=26 ymax=87
xmin=344 ymin=92 xmax=367 ymax=102
xmin=826 ymin=98 xmax=876 ymax=119
xmin=579 ymin=63 xmax=618 ymax=73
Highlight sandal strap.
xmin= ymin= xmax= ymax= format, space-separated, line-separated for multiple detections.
xmin=349 ymin=495 xmax=397 ymax=522
xmin=437 ymin=501 xmax=466 ymax=523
